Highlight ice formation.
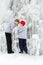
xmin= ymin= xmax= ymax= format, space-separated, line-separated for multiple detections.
xmin=0 ymin=0 xmax=43 ymax=55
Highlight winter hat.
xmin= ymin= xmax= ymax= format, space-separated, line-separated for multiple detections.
xmin=20 ymin=20 xmax=26 ymax=26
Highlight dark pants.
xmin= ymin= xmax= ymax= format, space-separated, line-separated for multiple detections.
xmin=5 ymin=33 xmax=13 ymax=53
xmin=19 ymin=38 xmax=28 ymax=53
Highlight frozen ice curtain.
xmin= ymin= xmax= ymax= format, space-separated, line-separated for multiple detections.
xmin=0 ymin=0 xmax=43 ymax=55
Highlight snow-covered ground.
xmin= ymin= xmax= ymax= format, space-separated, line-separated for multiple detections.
xmin=0 ymin=53 xmax=43 ymax=65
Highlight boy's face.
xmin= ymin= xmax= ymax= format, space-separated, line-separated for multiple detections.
xmin=14 ymin=21 xmax=19 ymax=25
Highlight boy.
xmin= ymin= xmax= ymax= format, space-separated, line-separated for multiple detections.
xmin=14 ymin=19 xmax=28 ymax=53
xmin=5 ymin=20 xmax=15 ymax=53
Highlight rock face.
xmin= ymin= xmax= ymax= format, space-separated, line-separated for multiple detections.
xmin=0 ymin=0 xmax=43 ymax=55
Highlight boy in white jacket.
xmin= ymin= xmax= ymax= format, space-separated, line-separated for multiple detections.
xmin=5 ymin=21 xmax=15 ymax=53
xmin=14 ymin=19 xmax=28 ymax=53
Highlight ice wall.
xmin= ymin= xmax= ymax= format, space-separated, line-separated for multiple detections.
xmin=0 ymin=0 xmax=43 ymax=55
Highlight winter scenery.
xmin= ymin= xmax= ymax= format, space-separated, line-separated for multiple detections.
xmin=0 ymin=0 xmax=43 ymax=56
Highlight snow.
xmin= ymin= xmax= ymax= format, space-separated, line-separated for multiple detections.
xmin=29 ymin=34 xmax=40 ymax=55
xmin=0 ymin=53 xmax=43 ymax=65
xmin=0 ymin=0 xmax=43 ymax=55
xmin=0 ymin=1 xmax=43 ymax=65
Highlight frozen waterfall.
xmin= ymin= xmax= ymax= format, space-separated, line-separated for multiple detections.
xmin=0 ymin=0 xmax=43 ymax=55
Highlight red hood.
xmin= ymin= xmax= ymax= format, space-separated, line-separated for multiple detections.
xmin=20 ymin=20 xmax=26 ymax=26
